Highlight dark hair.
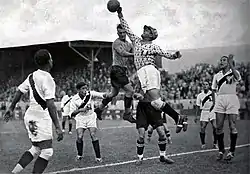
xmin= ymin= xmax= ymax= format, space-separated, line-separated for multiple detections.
xmin=76 ymin=82 xmax=87 ymax=90
xmin=220 ymin=55 xmax=235 ymax=66
xmin=117 ymin=24 xmax=123 ymax=30
xmin=34 ymin=49 xmax=51 ymax=67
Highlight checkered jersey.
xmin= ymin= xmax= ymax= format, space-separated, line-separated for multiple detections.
xmin=119 ymin=16 xmax=176 ymax=70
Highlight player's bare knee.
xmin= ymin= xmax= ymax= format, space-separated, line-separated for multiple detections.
xmin=77 ymin=132 xmax=84 ymax=140
xmin=158 ymin=132 xmax=166 ymax=140
xmin=138 ymin=132 xmax=145 ymax=141
xmin=138 ymin=135 xmax=144 ymax=143
xmin=229 ymin=125 xmax=237 ymax=134
xmin=216 ymin=126 xmax=224 ymax=134
xmin=157 ymin=129 xmax=166 ymax=139
xmin=39 ymin=148 xmax=53 ymax=161
xmin=68 ymin=119 xmax=72 ymax=124
xmin=124 ymin=91 xmax=133 ymax=98
xmin=28 ymin=146 xmax=40 ymax=156
xmin=151 ymin=98 xmax=164 ymax=110
xmin=90 ymin=132 xmax=98 ymax=141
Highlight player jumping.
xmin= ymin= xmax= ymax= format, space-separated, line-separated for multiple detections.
xmin=211 ymin=54 xmax=241 ymax=162
xmin=115 ymin=7 xmax=188 ymax=133
xmin=195 ymin=81 xmax=217 ymax=149
xmin=95 ymin=24 xmax=136 ymax=123
xmin=4 ymin=49 xmax=63 ymax=174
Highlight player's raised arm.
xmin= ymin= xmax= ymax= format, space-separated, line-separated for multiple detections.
xmin=90 ymin=91 xmax=107 ymax=99
xmin=154 ymin=45 xmax=182 ymax=60
xmin=117 ymin=7 xmax=140 ymax=44
xmin=228 ymin=54 xmax=241 ymax=81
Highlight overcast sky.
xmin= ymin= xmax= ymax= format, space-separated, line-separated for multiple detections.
xmin=0 ymin=0 xmax=249 ymax=49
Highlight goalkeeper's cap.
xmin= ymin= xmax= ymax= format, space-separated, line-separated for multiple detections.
xmin=144 ymin=25 xmax=158 ymax=41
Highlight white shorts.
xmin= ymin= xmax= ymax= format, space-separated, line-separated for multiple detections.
xmin=24 ymin=108 xmax=53 ymax=142
xmin=137 ymin=65 xmax=161 ymax=93
xmin=62 ymin=108 xmax=70 ymax=117
xmin=213 ymin=94 xmax=240 ymax=115
xmin=75 ymin=112 xmax=97 ymax=129
xmin=200 ymin=111 xmax=216 ymax=122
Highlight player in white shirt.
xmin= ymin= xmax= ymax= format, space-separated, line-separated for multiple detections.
xmin=60 ymin=89 xmax=73 ymax=134
xmin=4 ymin=49 xmax=63 ymax=174
xmin=70 ymin=82 xmax=107 ymax=162
xmin=211 ymin=54 xmax=241 ymax=161
xmin=195 ymin=81 xmax=217 ymax=149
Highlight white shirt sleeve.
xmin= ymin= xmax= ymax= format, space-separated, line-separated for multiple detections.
xmin=69 ymin=96 xmax=78 ymax=116
xmin=211 ymin=74 xmax=217 ymax=90
xmin=196 ymin=94 xmax=201 ymax=107
xmin=90 ymin=91 xmax=105 ymax=99
xmin=18 ymin=77 xmax=29 ymax=94
xmin=43 ymin=75 xmax=56 ymax=100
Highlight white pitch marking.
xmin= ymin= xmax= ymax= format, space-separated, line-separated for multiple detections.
xmin=0 ymin=125 xmax=135 ymax=134
xmin=45 ymin=143 xmax=250 ymax=174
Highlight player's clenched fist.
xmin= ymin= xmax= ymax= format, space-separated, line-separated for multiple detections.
xmin=56 ymin=128 xmax=64 ymax=141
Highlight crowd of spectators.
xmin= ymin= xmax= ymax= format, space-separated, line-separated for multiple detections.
xmin=0 ymin=61 xmax=249 ymax=103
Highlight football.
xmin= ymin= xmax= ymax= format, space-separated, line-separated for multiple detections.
xmin=107 ymin=0 xmax=120 ymax=13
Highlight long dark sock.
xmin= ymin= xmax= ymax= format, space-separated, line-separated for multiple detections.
xmin=92 ymin=140 xmax=101 ymax=158
xmin=17 ymin=151 xmax=34 ymax=169
xmin=32 ymin=157 xmax=48 ymax=174
xmin=137 ymin=140 xmax=145 ymax=158
xmin=213 ymin=129 xmax=217 ymax=144
xmin=217 ymin=133 xmax=225 ymax=153
xmin=229 ymin=133 xmax=238 ymax=153
xmin=161 ymin=103 xmax=179 ymax=124
xmin=158 ymin=138 xmax=167 ymax=157
xmin=69 ymin=123 xmax=72 ymax=132
xmin=200 ymin=132 xmax=206 ymax=145
xmin=62 ymin=121 xmax=65 ymax=130
xmin=76 ymin=139 xmax=83 ymax=156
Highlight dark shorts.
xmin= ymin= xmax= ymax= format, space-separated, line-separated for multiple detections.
xmin=31 ymin=139 xmax=53 ymax=149
xmin=62 ymin=115 xmax=71 ymax=120
xmin=136 ymin=102 xmax=163 ymax=130
xmin=110 ymin=65 xmax=129 ymax=89
xmin=162 ymin=113 xmax=167 ymax=123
